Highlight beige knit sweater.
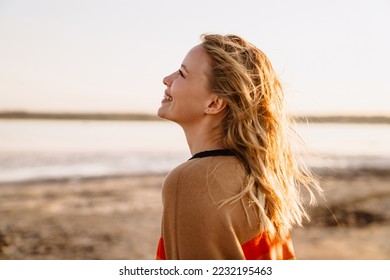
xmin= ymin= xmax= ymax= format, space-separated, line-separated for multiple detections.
xmin=157 ymin=155 xmax=295 ymax=260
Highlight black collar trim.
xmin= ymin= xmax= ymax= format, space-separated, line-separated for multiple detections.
xmin=189 ymin=149 xmax=236 ymax=161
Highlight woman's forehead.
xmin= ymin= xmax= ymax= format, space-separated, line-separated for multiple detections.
xmin=182 ymin=44 xmax=210 ymax=73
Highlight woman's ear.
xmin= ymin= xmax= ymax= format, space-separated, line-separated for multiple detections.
xmin=205 ymin=95 xmax=227 ymax=115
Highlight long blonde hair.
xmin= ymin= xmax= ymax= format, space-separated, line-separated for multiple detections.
xmin=201 ymin=34 xmax=322 ymax=239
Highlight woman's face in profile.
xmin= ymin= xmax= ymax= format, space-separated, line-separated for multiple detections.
xmin=158 ymin=44 xmax=213 ymax=126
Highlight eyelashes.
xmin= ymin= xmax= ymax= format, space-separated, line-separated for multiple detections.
xmin=178 ymin=69 xmax=184 ymax=78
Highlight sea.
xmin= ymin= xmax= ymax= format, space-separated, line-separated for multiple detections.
xmin=0 ymin=120 xmax=389 ymax=184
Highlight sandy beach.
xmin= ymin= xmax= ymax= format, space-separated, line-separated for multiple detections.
xmin=0 ymin=171 xmax=389 ymax=260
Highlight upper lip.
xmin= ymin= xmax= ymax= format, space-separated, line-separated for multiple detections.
xmin=164 ymin=90 xmax=172 ymax=97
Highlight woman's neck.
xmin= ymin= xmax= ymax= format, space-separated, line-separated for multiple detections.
xmin=181 ymin=122 xmax=226 ymax=156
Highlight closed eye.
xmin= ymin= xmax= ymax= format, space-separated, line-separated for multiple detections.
xmin=178 ymin=69 xmax=184 ymax=78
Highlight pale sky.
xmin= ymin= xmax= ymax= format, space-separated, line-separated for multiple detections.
xmin=0 ymin=0 xmax=389 ymax=115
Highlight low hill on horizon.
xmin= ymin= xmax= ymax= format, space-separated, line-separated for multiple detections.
xmin=0 ymin=111 xmax=389 ymax=124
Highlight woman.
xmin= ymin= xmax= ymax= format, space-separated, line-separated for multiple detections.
xmin=156 ymin=34 xmax=321 ymax=260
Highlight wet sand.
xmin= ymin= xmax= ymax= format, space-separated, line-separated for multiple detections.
xmin=0 ymin=172 xmax=389 ymax=260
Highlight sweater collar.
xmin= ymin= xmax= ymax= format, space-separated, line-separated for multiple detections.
xmin=188 ymin=149 xmax=236 ymax=161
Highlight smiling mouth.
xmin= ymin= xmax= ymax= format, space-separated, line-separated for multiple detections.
xmin=163 ymin=93 xmax=173 ymax=102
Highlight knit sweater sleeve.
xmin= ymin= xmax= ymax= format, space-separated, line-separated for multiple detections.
xmin=161 ymin=157 xmax=256 ymax=260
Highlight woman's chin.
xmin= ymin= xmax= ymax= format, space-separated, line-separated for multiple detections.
xmin=157 ymin=106 xmax=169 ymax=120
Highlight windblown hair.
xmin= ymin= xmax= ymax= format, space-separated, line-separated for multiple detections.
xmin=201 ymin=34 xmax=322 ymax=240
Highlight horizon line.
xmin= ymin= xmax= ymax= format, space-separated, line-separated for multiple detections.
xmin=0 ymin=110 xmax=389 ymax=124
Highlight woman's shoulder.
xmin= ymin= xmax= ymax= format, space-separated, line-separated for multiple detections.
xmin=168 ymin=155 xmax=244 ymax=181
xmin=162 ymin=156 xmax=246 ymax=200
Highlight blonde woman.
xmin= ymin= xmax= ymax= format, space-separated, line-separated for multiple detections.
xmin=156 ymin=34 xmax=321 ymax=260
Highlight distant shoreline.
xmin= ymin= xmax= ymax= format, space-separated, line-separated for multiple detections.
xmin=0 ymin=111 xmax=390 ymax=124
xmin=292 ymin=115 xmax=390 ymax=124
xmin=1 ymin=166 xmax=389 ymax=186
xmin=0 ymin=111 xmax=163 ymax=122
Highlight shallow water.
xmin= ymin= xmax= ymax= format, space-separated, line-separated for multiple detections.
xmin=0 ymin=120 xmax=389 ymax=183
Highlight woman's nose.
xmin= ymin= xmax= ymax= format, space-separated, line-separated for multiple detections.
xmin=163 ymin=76 xmax=170 ymax=86
xmin=163 ymin=72 xmax=175 ymax=87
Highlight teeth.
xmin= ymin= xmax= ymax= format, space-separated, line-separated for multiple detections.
xmin=164 ymin=94 xmax=173 ymax=101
